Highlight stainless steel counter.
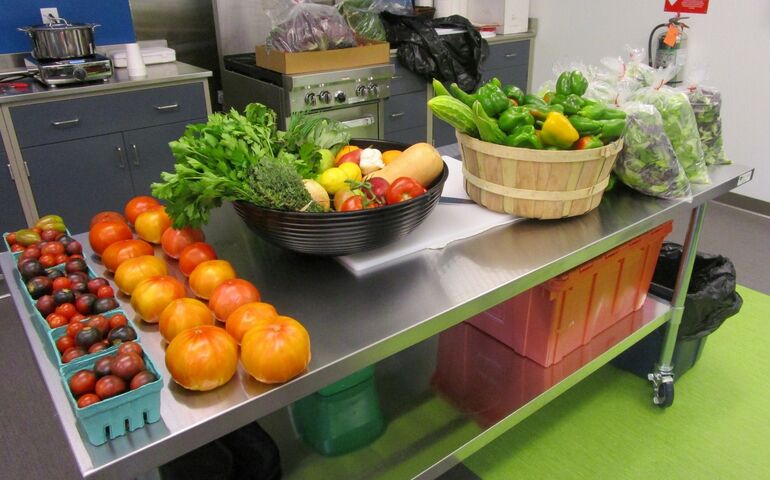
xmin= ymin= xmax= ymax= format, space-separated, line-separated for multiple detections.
xmin=0 ymin=163 xmax=753 ymax=479
xmin=0 ymin=62 xmax=212 ymax=105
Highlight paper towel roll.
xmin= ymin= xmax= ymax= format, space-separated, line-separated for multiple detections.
xmin=125 ymin=43 xmax=147 ymax=78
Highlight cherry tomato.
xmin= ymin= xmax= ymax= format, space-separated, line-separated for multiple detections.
xmin=96 ymin=285 xmax=115 ymax=299
xmin=69 ymin=369 xmax=97 ymax=396
xmin=55 ymin=303 xmax=77 ymax=319
xmin=77 ymin=393 xmax=101 ymax=408
xmin=117 ymin=341 xmax=143 ymax=357
xmin=69 ymin=313 xmax=86 ymax=324
xmin=88 ymin=339 xmax=111 ymax=353
xmin=61 ymin=347 xmax=86 ymax=363
xmin=40 ymin=229 xmax=60 ymax=242
xmin=6 ymin=232 xmax=16 ymax=245
xmin=91 ymin=211 xmax=126 ymax=226
xmin=340 ymin=195 xmax=364 ymax=212
xmin=95 ymin=375 xmax=127 ymax=399
xmin=130 ymin=370 xmax=157 ymax=390
xmin=87 ymin=278 xmax=110 ymax=295
xmin=87 ymin=315 xmax=110 ymax=336
xmin=46 ymin=313 xmax=68 ymax=329
xmin=39 ymin=254 xmax=57 ymax=268
xmin=52 ymin=276 xmax=72 ymax=292
xmin=386 ymin=177 xmax=427 ymax=204
xmin=10 ymin=244 xmax=24 ymax=253
xmin=66 ymin=321 xmax=86 ymax=339
xmin=56 ymin=335 xmax=76 ymax=353
xmin=110 ymin=352 xmax=145 ymax=381
xmin=21 ymin=246 xmax=41 ymax=260
xmin=109 ymin=313 xmax=128 ymax=330
xmin=41 ymin=242 xmax=65 ymax=256
xmin=124 ymin=196 xmax=161 ymax=224
xmin=54 ymin=254 xmax=69 ymax=265
xmin=94 ymin=356 xmax=113 ymax=377
xmin=178 ymin=242 xmax=217 ymax=277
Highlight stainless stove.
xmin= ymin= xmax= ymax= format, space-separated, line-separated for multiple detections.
xmin=25 ymin=53 xmax=113 ymax=86
xmin=222 ymin=53 xmax=394 ymax=138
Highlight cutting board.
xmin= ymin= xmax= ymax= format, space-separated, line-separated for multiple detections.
xmin=335 ymin=157 xmax=521 ymax=273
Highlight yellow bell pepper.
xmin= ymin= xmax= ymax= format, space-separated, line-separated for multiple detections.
xmin=540 ymin=111 xmax=579 ymax=149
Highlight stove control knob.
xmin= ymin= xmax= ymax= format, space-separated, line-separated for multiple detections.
xmin=367 ymin=83 xmax=379 ymax=96
xmin=73 ymin=67 xmax=87 ymax=81
xmin=334 ymin=91 xmax=347 ymax=103
xmin=319 ymin=90 xmax=331 ymax=104
xmin=304 ymin=92 xmax=316 ymax=106
xmin=355 ymin=84 xmax=367 ymax=97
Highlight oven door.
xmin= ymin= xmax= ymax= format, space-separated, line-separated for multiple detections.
xmin=300 ymin=102 xmax=381 ymax=139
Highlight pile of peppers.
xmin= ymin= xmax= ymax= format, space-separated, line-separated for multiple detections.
xmin=433 ymin=70 xmax=627 ymax=150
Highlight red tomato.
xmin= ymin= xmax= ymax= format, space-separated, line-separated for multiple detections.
xmin=87 ymin=278 xmax=109 ymax=294
xmin=61 ymin=347 xmax=86 ymax=363
xmin=39 ymin=254 xmax=57 ymax=268
xmin=101 ymin=239 xmax=154 ymax=273
xmin=96 ymin=285 xmax=115 ymax=299
xmin=340 ymin=195 xmax=364 ymax=212
xmin=109 ymin=313 xmax=128 ymax=330
xmin=89 ymin=221 xmax=133 ymax=256
xmin=77 ymin=393 xmax=101 ymax=408
xmin=117 ymin=341 xmax=143 ymax=357
xmin=41 ymin=242 xmax=65 ymax=256
xmin=54 ymin=254 xmax=69 ymax=265
xmin=88 ymin=339 xmax=111 ymax=353
xmin=69 ymin=369 xmax=97 ymax=397
xmin=188 ymin=260 xmax=236 ymax=300
xmin=56 ymin=335 xmax=76 ymax=353
xmin=91 ymin=211 xmax=126 ymax=226
xmin=46 ymin=313 xmax=68 ymax=329
xmin=21 ymin=246 xmax=41 ymax=259
xmin=161 ymin=227 xmax=205 ymax=259
xmin=134 ymin=207 xmax=172 ymax=244
xmin=66 ymin=321 xmax=86 ymax=339
xmin=52 ymin=277 xmax=72 ymax=291
xmin=130 ymin=370 xmax=158 ymax=390
xmin=208 ymin=279 xmax=261 ymax=322
xmin=10 ymin=244 xmax=24 ymax=253
xmin=386 ymin=177 xmax=427 ymax=204
xmin=95 ymin=375 xmax=127 ymax=399
xmin=55 ymin=303 xmax=77 ymax=319
xmin=40 ymin=229 xmax=60 ymax=242
xmin=87 ymin=315 xmax=110 ymax=335
xmin=69 ymin=313 xmax=86 ymax=324
xmin=6 ymin=232 xmax=16 ymax=245
xmin=110 ymin=352 xmax=145 ymax=381
xmin=124 ymin=196 xmax=161 ymax=225
xmin=178 ymin=242 xmax=217 ymax=277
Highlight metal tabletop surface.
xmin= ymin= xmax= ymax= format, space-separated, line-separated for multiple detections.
xmin=0 ymin=163 xmax=753 ymax=479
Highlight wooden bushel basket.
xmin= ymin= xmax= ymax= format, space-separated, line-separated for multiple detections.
xmin=456 ymin=132 xmax=624 ymax=219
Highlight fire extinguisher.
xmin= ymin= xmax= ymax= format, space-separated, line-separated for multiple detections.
xmin=648 ymin=15 xmax=689 ymax=83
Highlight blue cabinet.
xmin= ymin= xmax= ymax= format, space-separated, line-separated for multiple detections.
xmin=0 ymin=145 xmax=27 ymax=234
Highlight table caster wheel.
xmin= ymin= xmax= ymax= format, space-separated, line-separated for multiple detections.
xmin=648 ymin=372 xmax=674 ymax=408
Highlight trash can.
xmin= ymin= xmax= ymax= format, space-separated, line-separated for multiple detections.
xmin=613 ymin=242 xmax=743 ymax=379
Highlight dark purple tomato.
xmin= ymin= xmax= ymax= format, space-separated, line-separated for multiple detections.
xmin=130 ymin=370 xmax=157 ymax=390
xmin=52 ymin=288 xmax=75 ymax=306
xmin=26 ymin=276 xmax=53 ymax=299
xmin=75 ymin=326 xmax=103 ymax=350
xmin=74 ymin=293 xmax=97 ymax=315
xmin=110 ymin=352 xmax=145 ymax=381
xmin=65 ymin=258 xmax=88 ymax=274
xmin=19 ymin=259 xmax=45 ymax=281
xmin=95 ymin=375 xmax=127 ymax=399
xmin=92 ymin=297 xmax=119 ymax=314
xmin=65 ymin=240 xmax=83 ymax=256
xmin=36 ymin=295 xmax=56 ymax=317
xmin=94 ymin=356 xmax=113 ymax=377
xmin=107 ymin=326 xmax=137 ymax=345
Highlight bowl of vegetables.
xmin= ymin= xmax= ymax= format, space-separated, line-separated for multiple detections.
xmin=232 ymin=138 xmax=448 ymax=256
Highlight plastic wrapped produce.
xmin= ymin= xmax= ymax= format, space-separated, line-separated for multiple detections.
xmin=614 ymin=103 xmax=692 ymax=199
xmin=632 ymin=69 xmax=709 ymax=184
xmin=685 ymin=83 xmax=729 ymax=165
xmin=339 ymin=0 xmax=412 ymax=42
xmin=265 ymin=0 xmax=357 ymax=52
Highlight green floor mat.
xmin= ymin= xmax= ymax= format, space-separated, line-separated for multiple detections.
xmin=465 ymin=285 xmax=770 ymax=480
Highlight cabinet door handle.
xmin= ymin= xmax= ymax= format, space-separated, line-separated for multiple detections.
xmin=23 ymin=161 xmax=30 ymax=177
xmin=51 ymin=118 xmax=79 ymax=127
xmin=154 ymin=103 xmax=179 ymax=111
xmin=504 ymin=53 xmax=518 ymax=58
xmin=7 ymin=163 xmax=15 ymax=181
xmin=130 ymin=144 xmax=140 ymax=166
xmin=115 ymin=146 xmax=126 ymax=169
xmin=392 ymin=74 xmax=403 ymax=80
xmin=390 ymin=112 xmax=405 ymax=118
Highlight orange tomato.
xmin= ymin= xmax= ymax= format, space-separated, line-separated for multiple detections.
xmin=165 ymin=325 xmax=238 ymax=391
xmin=135 ymin=207 xmax=171 ymax=244
xmin=131 ymin=275 xmax=187 ymax=323
xmin=240 ymin=315 xmax=311 ymax=384
xmin=225 ymin=302 xmax=278 ymax=344
xmin=381 ymin=150 xmax=402 ymax=165
xmin=178 ymin=242 xmax=217 ymax=276
xmin=88 ymin=221 xmax=133 ymax=256
xmin=101 ymin=239 xmax=154 ymax=273
xmin=209 ymin=279 xmax=261 ymax=323
xmin=90 ymin=211 xmax=126 ymax=226
xmin=114 ymin=255 xmax=168 ymax=295
xmin=124 ymin=196 xmax=161 ymax=224
xmin=188 ymin=260 xmax=236 ymax=299
xmin=161 ymin=227 xmax=205 ymax=259
xmin=334 ymin=145 xmax=360 ymax=163
xmin=159 ymin=298 xmax=215 ymax=342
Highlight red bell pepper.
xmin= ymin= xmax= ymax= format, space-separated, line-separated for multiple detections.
xmin=386 ymin=177 xmax=427 ymax=205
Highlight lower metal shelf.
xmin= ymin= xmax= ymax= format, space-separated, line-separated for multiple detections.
xmin=260 ymin=297 xmax=671 ymax=479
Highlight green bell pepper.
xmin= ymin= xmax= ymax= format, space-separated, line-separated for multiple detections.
xmin=449 ymin=83 xmax=477 ymax=108
xmin=432 ymin=78 xmax=450 ymax=97
xmin=523 ymin=94 xmax=547 ymax=107
xmin=527 ymin=103 xmax=565 ymax=122
xmin=490 ymin=77 xmax=502 ymax=88
xmin=472 ymin=101 xmax=506 ymax=144
xmin=597 ymin=118 xmax=626 ymax=142
xmin=502 ymin=84 xmax=525 ymax=106
xmin=549 ymin=93 xmax=586 ymax=115
xmin=476 ymin=81 xmax=510 ymax=117
xmin=568 ymin=115 xmax=602 ymax=136
xmin=504 ymin=125 xmax=543 ymax=149
xmin=556 ymin=70 xmax=589 ymax=96
xmin=497 ymin=106 xmax=535 ymax=133
xmin=573 ymin=135 xmax=604 ymax=150
xmin=578 ymin=103 xmax=627 ymax=121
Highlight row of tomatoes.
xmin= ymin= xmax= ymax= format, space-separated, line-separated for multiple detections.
xmin=89 ymin=195 xmax=312 ymax=390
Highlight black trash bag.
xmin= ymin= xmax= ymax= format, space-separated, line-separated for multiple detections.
xmin=160 ymin=422 xmax=281 ymax=480
xmin=651 ymin=242 xmax=743 ymax=340
xmin=382 ymin=12 xmax=488 ymax=92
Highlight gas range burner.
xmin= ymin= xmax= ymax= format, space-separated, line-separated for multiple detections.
xmin=25 ymin=53 xmax=113 ymax=87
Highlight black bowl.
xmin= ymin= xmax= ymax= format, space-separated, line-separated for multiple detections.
xmin=232 ymin=139 xmax=448 ymax=256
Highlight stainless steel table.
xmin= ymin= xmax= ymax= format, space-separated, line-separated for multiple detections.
xmin=0 ymin=163 xmax=753 ymax=479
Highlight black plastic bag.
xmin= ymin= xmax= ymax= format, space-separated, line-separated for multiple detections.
xmin=651 ymin=242 xmax=743 ymax=340
xmin=382 ymin=12 xmax=488 ymax=92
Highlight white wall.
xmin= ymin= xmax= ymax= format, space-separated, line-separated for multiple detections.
xmin=530 ymin=0 xmax=770 ymax=203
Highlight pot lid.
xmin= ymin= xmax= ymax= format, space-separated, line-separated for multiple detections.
xmin=20 ymin=17 xmax=98 ymax=30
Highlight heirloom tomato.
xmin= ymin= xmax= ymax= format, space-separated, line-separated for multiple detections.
xmin=135 ymin=207 xmax=172 ymax=244
xmin=188 ymin=260 xmax=236 ymax=300
xmin=159 ymin=298 xmax=215 ymax=342
xmin=165 ymin=325 xmax=238 ymax=391
xmin=225 ymin=302 xmax=278 ymax=344
xmin=240 ymin=315 xmax=311 ymax=384
xmin=102 ymin=239 xmax=154 ymax=273
xmin=88 ymin=221 xmax=133 ymax=256
xmin=130 ymin=275 xmax=187 ymax=323
xmin=124 ymin=196 xmax=161 ymax=224
xmin=91 ymin=211 xmax=126 ymax=226
xmin=161 ymin=227 xmax=205 ymax=259
xmin=178 ymin=242 xmax=217 ymax=276
xmin=114 ymin=255 xmax=167 ymax=295
xmin=208 ymin=279 xmax=261 ymax=322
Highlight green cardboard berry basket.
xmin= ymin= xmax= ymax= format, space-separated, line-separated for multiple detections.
xmin=48 ymin=310 xmax=139 ymax=368
xmin=60 ymin=348 xmax=163 ymax=446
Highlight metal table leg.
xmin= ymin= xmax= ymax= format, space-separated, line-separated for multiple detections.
xmin=649 ymin=203 xmax=709 ymax=407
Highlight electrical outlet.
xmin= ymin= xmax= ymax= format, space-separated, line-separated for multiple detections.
xmin=40 ymin=8 xmax=59 ymax=24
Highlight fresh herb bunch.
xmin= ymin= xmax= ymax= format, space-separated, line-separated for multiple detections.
xmin=249 ymin=156 xmax=322 ymax=212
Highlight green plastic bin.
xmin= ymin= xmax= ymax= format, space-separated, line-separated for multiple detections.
xmin=290 ymin=366 xmax=385 ymax=456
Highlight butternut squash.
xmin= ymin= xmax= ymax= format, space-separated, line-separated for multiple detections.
xmin=366 ymin=142 xmax=443 ymax=187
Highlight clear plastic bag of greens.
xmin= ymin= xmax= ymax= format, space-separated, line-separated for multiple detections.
xmin=682 ymin=71 xmax=729 ymax=165
xmin=265 ymin=0 xmax=357 ymax=52
xmin=614 ymin=102 xmax=691 ymax=199
xmin=632 ymin=68 xmax=709 ymax=184
xmin=338 ymin=0 xmax=411 ymax=42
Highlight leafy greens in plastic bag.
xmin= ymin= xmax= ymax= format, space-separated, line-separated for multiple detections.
xmin=683 ymin=71 xmax=729 ymax=165
xmin=265 ymin=0 xmax=357 ymax=52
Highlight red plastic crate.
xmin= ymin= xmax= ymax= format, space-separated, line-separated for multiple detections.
xmin=467 ymin=221 xmax=672 ymax=367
